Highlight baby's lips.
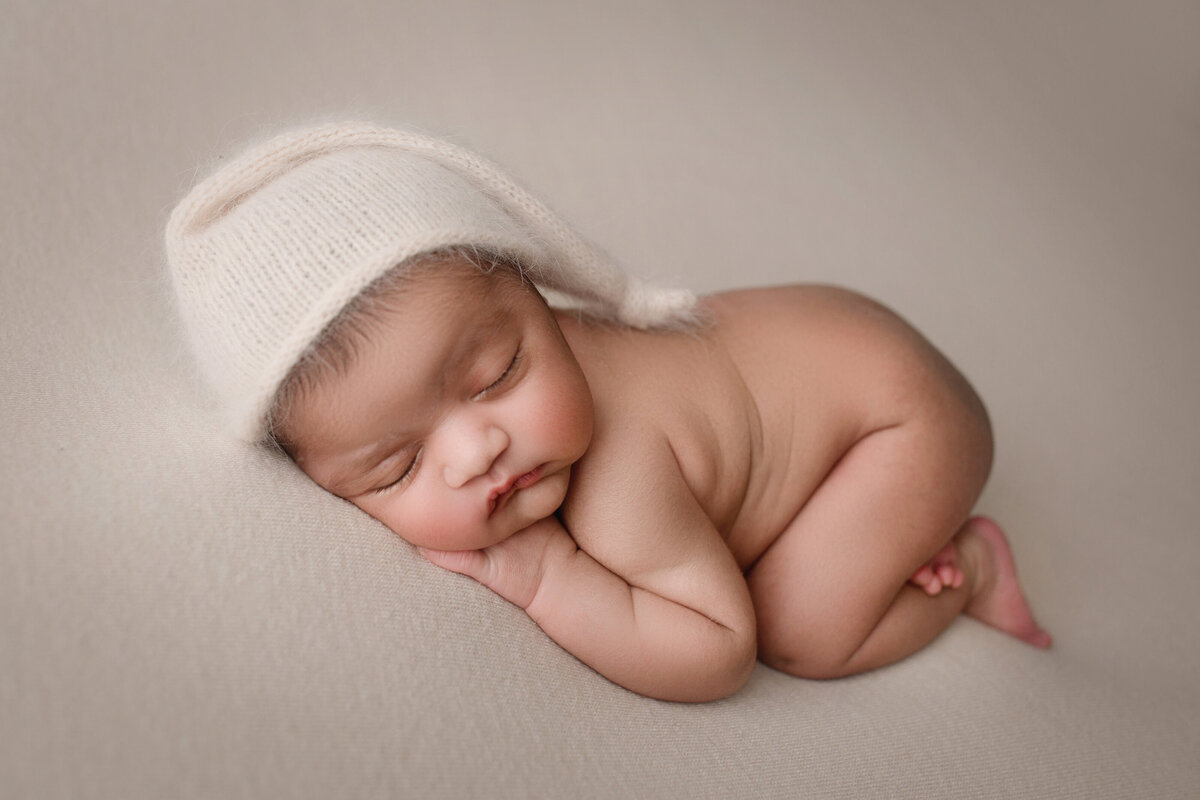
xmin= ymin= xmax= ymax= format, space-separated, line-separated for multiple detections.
xmin=488 ymin=465 xmax=544 ymax=517
xmin=513 ymin=465 xmax=544 ymax=489
xmin=487 ymin=483 xmax=515 ymax=518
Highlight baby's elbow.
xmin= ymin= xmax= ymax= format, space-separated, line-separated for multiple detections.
xmin=714 ymin=637 xmax=758 ymax=700
xmin=678 ymin=628 xmax=758 ymax=703
xmin=710 ymin=608 xmax=760 ymax=699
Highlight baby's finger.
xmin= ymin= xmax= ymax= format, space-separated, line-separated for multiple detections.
xmin=418 ymin=546 xmax=488 ymax=580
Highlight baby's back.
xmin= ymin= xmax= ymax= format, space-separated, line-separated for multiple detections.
xmin=556 ymin=284 xmax=984 ymax=571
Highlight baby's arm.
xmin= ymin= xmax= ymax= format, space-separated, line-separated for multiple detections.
xmin=421 ymin=440 xmax=758 ymax=702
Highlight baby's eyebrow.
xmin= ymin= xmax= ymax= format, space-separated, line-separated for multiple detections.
xmin=444 ymin=302 xmax=510 ymax=373
xmin=420 ymin=303 xmax=513 ymax=405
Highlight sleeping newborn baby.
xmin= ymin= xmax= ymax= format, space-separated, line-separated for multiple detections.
xmin=166 ymin=122 xmax=1050 ymax=702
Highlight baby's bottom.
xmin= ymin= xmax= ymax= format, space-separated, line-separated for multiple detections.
xmin=746 ymin=418 xmax=1050 ymax=680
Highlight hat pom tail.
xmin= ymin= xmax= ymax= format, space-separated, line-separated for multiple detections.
xmin=617 ymin=280 xmax=702 ymax=330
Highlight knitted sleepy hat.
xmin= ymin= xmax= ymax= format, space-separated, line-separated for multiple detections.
xmin=165 ymin=121 xmax=698 ymax=442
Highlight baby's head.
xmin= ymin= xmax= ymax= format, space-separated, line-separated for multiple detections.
xmin=165 ymin=121 xmax=696 ymax=543
xmin=267 ymin=247 xmax=594 ymax=549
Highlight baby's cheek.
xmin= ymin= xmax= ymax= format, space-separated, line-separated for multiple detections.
xmin=405 ymin=497 xmax=486 ymax=550
xmin=357 ymin=497 xmax=425 ymax=544
xmin=540 ymin=376 xmax=593 ymax=453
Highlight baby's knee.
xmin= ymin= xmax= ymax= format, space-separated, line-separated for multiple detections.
xmin=758 ymin=636 xmax=856 ymax=681
xmin=755 ymin=606 xmax=866 ymax=680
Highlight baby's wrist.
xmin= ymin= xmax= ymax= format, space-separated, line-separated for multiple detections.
xmin=523 ymin=519 xmax=579 ymax=613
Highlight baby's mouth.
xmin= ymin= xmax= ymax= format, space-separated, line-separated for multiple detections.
xmin=487 ymin=466 xmax=544 ymax=517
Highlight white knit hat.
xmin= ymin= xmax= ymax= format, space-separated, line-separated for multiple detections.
xmin=165 ymin=121 xmax=698 ymax=442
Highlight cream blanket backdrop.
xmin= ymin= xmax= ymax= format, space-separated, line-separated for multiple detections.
xmin=3 ymin=1 xmax=1198 ymax=797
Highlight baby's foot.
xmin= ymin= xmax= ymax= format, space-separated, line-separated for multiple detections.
xmin=910 ymin=542 xmax=965 ymax=596
xmin=960 ymin=517 xmax=1052 ymax=648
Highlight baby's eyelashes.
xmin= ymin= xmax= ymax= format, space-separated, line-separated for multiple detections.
xmin=473 ymin=347 xmax=523 ymax=401
xmin=370 ymin=448 xmax=422 ymax=495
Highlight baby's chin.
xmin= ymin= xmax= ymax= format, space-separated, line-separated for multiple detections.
xmin=517 ymin=468 xmax=572 ymax=519
xmin=481 ymin=482 xmax=569 ymax=544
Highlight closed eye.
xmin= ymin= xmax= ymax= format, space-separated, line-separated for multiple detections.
xmin=474 ymin=347 xmax=522 ymax=400
xmin=371 ymin=447 xmax=422 ymax=495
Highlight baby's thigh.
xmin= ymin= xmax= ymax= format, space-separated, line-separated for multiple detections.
xmin=747 ymin=389 xmax=992 ymax=662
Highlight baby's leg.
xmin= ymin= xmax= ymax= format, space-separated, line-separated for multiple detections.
xmin=747 ymin=417 xmax=1047 ymax=680
xmin=960 ymin=516 xmax=1052 ymax=648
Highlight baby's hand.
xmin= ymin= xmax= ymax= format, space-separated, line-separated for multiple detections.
xmin=909 ymin=542 xmax=964 ymax=596
xmin=418 ymin=517 xmax=575 ymax=610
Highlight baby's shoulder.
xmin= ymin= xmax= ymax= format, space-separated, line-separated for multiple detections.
xmin=557 ymin=311 xmax=752 ymax=452
xmin=561 ymin=410 xmax=716 ymax=573
xmin=554 ymin=325 xmax=762 ymax=567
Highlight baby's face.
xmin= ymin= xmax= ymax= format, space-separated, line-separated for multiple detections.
xmin=280 ymin=259 xmax=594 ymax=551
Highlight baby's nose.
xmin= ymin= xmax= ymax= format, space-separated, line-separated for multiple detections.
xmin=442 ymin=422 xmax=509 ymax=489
